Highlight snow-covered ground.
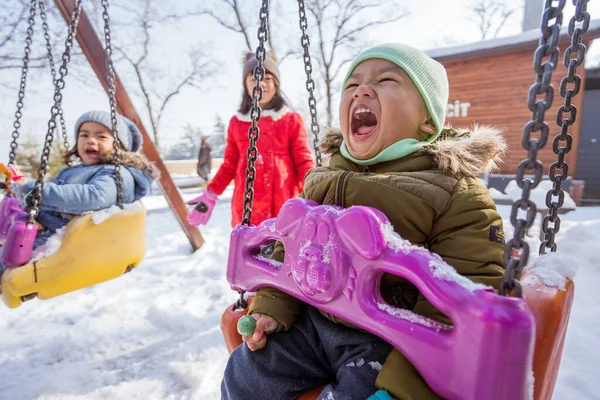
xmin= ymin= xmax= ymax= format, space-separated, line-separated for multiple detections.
xmin=1 ymin=187 xmax=599 ymax=400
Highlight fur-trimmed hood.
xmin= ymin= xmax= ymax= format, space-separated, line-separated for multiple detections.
xmin=319 ymin=126 xmax=507 ymax=177
xmin=98 ymin=151 xmax=160 ymax=180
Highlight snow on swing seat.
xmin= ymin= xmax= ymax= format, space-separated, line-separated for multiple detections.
xmin=222 ymin=198 xmax=537 ymax=400
xmin=1 ymin=201 xmax=146 ymax=308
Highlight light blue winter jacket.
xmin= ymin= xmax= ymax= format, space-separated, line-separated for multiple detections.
xmin=24 ymin=152 xmax=157 ymax=233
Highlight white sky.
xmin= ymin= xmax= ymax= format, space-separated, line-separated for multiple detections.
xmin=1 ymin=0 xmax=599 ymax=155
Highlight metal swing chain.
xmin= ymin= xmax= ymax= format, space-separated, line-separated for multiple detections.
xmin=101 ymin=0 xmax=123 ymax=207
xmin=29 ymin=0 xmax=83 ymax=222
xmin=298 ymin=0 xmax=322 ymax=166
xmin=235 ymin=0 xmax=269 ymax=310
xmin=39 ymin=0 xmax=70 ymax=152
xmin=241 ymin=0 xmax=270 ymax=227
xmin=501 ymin=0 xmax=566 ymax=296
xmin=540 ymin=0 xmax=590 ymax=254
xmin=8 ymin=0 xmax=38 ymax=167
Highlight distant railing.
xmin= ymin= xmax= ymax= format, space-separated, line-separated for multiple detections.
xmin=163 ymin=158 xmax=224 ymax=175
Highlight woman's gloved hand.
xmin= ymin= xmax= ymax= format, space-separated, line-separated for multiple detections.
xmin=186 ymin=189 xmax=218 ymax=225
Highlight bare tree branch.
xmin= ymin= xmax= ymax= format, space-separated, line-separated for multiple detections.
xmin=0 ymin=2 xmax=28 ymax=49
xmin=156 ymin=50 xmax=217 ymax=130
xmin=0 ymin=1 xmax=67 ymax=73
xmin=108 ymin=0 xmax=219 ymax=149
xmin=197 ymin=0 xmax=253 ymax=51
xmin=468 ymin=0 xmax=521 ymax=40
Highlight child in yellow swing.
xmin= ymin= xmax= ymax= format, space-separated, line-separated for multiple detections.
xmin=1 ymin=111 xmax=157 ymax=272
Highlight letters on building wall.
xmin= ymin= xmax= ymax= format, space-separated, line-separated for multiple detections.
xmin=446 ymin=100 xmax=471 ymax=118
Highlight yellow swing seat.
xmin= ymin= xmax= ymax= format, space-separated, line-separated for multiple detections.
xmin=1 ymin=201 xmax=146 ymax=308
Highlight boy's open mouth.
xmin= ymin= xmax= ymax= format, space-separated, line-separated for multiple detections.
xmin=85 ymin=149 xmax=100 ymax=156
xmin=351 ymin=107 xmax=378 ymax=137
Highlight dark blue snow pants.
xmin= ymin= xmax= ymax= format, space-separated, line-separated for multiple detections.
xmin=221 ymin=306 xmax=393 ymax=400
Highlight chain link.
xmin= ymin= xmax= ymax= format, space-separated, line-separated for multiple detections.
xmin=236 ymin=0 xmax=270 ymax=309
xmin=540 ymin=0 xmax=589 ymax=254
xmin=38 ymin=0 xmax=70 ymax=153
xmin=501 ymin=0 xmax=566 ymax=296
xmin=8 ymin=0 xmax=38 ymax=167
xmin=297 ymin=0 xmax=322 ymax=166
xmin=29 ymin=0 xmax=83 ymax=222
xmin=101 ymin=0 xmax=123 ymax=207
xmin=241 ymin=0 xmax=270 ymax=227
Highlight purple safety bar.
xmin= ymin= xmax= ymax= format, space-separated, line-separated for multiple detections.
xmin=227 ymin=198 xmax=535 ymax=400
xmin=0 ymin=196 xmax=37 ymax=268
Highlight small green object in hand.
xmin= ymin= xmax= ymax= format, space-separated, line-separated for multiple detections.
xmin=237 ymin=315 xmax=257 ymax=336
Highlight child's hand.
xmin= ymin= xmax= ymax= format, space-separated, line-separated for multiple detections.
xmin=186 ymin=190 xmax=218 ymax=226
xmin=241 ymin=313 xmax=279 ymax=351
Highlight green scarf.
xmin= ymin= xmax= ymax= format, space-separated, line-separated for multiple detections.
xmin=340 ymin=138 xmax=425 ymax=166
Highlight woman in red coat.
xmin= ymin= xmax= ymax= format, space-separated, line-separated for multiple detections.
xmin=187 ymin=52 xmax=315 ymax=228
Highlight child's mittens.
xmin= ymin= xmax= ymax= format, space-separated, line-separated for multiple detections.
xmin=186 ymin=189 xmax=218 ymax=226
xmin=367 ymin=390 xmax=394 ymax=400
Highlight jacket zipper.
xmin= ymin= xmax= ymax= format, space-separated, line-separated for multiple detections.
xmin=335 ymin=171 xmax=350 ymax=207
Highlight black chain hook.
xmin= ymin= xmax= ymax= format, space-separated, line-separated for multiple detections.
xmin=29 ymin=0 xmax=83 ymax=223
xmin=101 ymin=0 xmax=124 ymax=208
xmin=8 ymin=0 xmax=38 ymax=168
xmin=39 ymin=0 xmax=71 ymax=154
xmin=241 ymin=0 xmax=270 ymax=227
xmin=236 ymin=0 xmax=271 ymax=309
xmin=298 ymin=0 xmax=322 ymax=166
xmin=501 ymin=0 xmax=589 ymax=296
xmin=540 ymin=0 xmax=590 ymax=255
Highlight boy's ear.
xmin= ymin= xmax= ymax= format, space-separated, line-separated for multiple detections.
xmin=419 ymin=116 xmax=436 ymax=136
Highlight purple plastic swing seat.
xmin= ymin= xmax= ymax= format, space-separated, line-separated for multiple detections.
xmin=227 ymin=198 xmax=535 ymax=400
xmin=0 ymin=196 xmax=37 ymax=268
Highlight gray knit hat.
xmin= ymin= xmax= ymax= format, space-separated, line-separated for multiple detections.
xmin=242 ymin=51 xmax=280 ymax=84
xmin=343 ymin=43 xmax=449 ymax=142
xmin=74 ymin=111 xmax=143 ymax=152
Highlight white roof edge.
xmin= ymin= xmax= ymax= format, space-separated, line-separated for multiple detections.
xmin=426 ymin=18 xmax=600 ymax=60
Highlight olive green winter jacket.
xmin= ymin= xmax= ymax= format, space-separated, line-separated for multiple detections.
xmin=249 ymin=126 xmax=508 ymax=399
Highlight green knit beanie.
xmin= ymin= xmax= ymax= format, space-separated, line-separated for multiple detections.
xmin=342 ymin=43 xmax=449 ymax=142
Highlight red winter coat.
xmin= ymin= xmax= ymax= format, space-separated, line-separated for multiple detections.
xmin=207 ymin=107 xmax=315 ymax=227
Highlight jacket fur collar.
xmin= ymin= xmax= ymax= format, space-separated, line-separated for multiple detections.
xmin=93 ymin=151 xmax=160 ymax=180
xmin=319 ymin=126 xmax=507 ymax=178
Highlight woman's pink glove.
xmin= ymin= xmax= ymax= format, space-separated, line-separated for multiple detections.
xmin=187 ymin=190 xmax=218 ymax=225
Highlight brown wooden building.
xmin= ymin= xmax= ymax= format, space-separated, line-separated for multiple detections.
xmin=427 ymin=20 xmax=600 ymax=198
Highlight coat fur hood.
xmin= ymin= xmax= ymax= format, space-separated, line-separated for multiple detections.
xmin=319 ymin=126 xmax=507 ymax=178
xmin=97 ymin=151 xmax=160 ymax=180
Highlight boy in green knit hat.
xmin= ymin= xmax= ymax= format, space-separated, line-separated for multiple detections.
xmin=222 ymin=43 xmax=506 ymax=400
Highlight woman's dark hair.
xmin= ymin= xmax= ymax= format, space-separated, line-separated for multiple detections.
xmin=238 ymin=73 xmax=287 ymax=115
